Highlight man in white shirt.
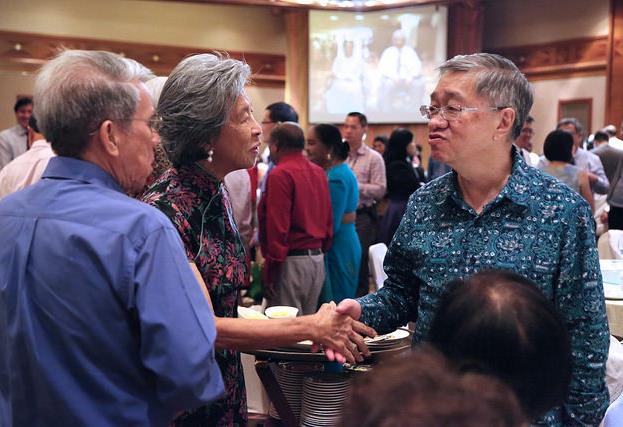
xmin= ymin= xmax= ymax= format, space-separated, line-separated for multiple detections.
xmin=0 ymin=116 xmax=54 ymax=199
xmin=0 ymin=97 xmax=32 ymax=170
xmin=515 ymin=115 xmax=539 ymax=167
xmin=378 ymin=30 xmax=426 ymax=108
xmin=604 ymin=124 xmax=623 ymax=150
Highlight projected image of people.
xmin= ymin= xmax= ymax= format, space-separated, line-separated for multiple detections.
xmin=378 ymin=29 xmax=426 ymax=111
xmin=309 ymin=6 xmax=447 ymax=124
xmin=325 ymin=39 xmax=366 ymax=114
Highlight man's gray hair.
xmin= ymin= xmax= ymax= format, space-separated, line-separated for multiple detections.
xmin=34 ymin=50 xmax=154 ymax=158
xmin=438 ymin=53 xmax=533 ymax=140
xmin=557 ymin=117 xmax=584 ymax=136
xmin=157 ymin=53 xmax=251 ymax=167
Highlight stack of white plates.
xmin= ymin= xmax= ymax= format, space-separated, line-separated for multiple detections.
xmin=300 ymin=373 xmax=351 ymax=427
xmin=268 ymin=362 xmax=323 ymax=420
xmin=364 ymin=328 xmax=411 ymax=351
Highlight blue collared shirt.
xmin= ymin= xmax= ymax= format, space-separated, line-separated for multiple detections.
xmin=359 ymin=148 xmax=610 ymax=426
xmin=0 ymin=157 xmax=224 ymax=426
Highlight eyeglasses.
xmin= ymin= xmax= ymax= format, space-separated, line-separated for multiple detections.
xmin=419 ymin=105 xmax=507 ymax=121
xmin=87 ymin=115 xmax=162 ymax=137
xmin=127 ymin=115 xmax=161 ymax=133
xmin=261 ymin=120 xmax=276 ymax=125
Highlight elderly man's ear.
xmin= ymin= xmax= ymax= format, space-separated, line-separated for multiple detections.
xmin=495 ymin=107 xmax=516 ymax=141
xmin=97 ymin=120 xmax=121 ymax=156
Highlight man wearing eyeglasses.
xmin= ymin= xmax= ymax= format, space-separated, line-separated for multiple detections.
xmin=336 ymin=53 xmax=609 ymax=426
xmin=0 ymin=50 xmax=224 ymax=426
xmin=515 ymin=115 xmax=539 ymax=167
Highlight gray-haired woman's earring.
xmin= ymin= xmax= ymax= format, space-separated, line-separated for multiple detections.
xmin=207 ymin=148 xmax=214 ymax=163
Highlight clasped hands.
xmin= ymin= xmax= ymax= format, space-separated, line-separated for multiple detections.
xmin=309 ymin=300 xmax=375 ymax=364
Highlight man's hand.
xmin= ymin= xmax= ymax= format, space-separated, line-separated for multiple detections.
xmin=335 ymin=298 xmax=362 ymax=320
xmin=310 ymin=302 xmax=375 ymax=364
xmin=587 ymin=171 xmax=598 ymax=184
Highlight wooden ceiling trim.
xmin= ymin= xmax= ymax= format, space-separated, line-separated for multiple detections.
xmin=158 ymin=0 xmax=459 ymax=12
xmin=0 ymin=30 xmax=285 ymax=87
xmin=488 ymin=36 xmax=608 ymax=81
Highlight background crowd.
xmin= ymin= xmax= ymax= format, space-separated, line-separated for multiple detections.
xmin=0 ymin=48 xmax=622 ymax=427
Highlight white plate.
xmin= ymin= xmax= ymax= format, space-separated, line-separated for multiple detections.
xmin=364 ymin=328 xmax=410 ymax=343
xmin=605 ymin=284 xmax=623 ymax=300
xmin=237 ymin=306 xmax=268 ymax=320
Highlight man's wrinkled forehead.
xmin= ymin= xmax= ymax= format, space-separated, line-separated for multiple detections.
xmin=430 ymin=71 xmax=477 ymax=103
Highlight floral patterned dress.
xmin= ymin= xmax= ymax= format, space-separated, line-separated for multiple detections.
xmin=142 ymin=162 xmax=248 ymax=427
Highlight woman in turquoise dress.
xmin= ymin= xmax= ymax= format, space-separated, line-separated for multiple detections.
xmin=306 ymin=124 xmax=361 ymax=303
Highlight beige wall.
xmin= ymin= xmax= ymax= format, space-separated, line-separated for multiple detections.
xmin=0 ymin=0 xmax=286 ymax=53
xmin=482 ymin=0 xmax=609 ymax=154
xmin=0 ymin=0 xmax=286 ymax=130
xmin=0 ymin=71 xmax=285 ymax=131
xmin=530 ymin=75 xmax=607 ymax=154
xmin=0 ymin=71 xmax=36 ymax=131
xmin=484 ymin=0 xmax=609 ymax=49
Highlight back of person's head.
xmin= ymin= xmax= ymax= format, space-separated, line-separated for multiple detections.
xmin=14 ymin=97 xmax=32 ymax=112
xmin=313 ymin=123 xmax=349 ymax=160
xmin=347 ymin=111 xmax=368 ymax=127
xmin=270 ymin=122 xmax=305 ymax=152
xmin=341 ymin=345 xmax=526 ymax=427
xmin=266 ymin=102 xmax=299 ymax=123
xmin=34 ymin=50 xmax=154 ymax=158
xmin=438 ymin=53 xmax=533 ymax=140
xmin=543 ymin=129 xmax=574 ymax=163
xmin=145 ymin=76 xmax=168 ymax=105
xmin=28 ymin=115 xmax=40 ymax=134
xmin=385 ymin=128 xmax=414 ymax=163
xmin=604 ymin=124 xmax=617 ymax=137
xmin=428 ymin=269 xmax=571 ymax=420
xmin=594 ymin=130 xmax=610 ymax=144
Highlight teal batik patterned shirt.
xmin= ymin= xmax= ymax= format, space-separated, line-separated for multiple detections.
xmin=359 ymin=147 xmax=609 ymax=426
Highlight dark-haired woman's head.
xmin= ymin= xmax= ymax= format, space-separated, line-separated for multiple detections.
xmin=385 ymin=128 xmax=414 ymax=163
xmin=306 ymin=123 xmax=349 ymax=169
xmin=341 ymin=345 xmax=527 ymax=427
xmin=428 ymin=270 xmax=571 ymax=420
xmin=543 ymin=129 xmax=574 ymax=163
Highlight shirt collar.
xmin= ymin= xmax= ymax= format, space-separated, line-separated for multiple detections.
xmin=42 ymin=156 xmax=124 ymax=193
xmin=355 ymin=143 xmax=368 ymax=156
xmin=277 ymin=151 xmax=305 ymax=164
xmin=442 ymin=146 xmax=531 ymax=213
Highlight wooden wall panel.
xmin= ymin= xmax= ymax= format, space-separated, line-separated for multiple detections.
xmin=606 ymin=0 xmax=623 ymax=126
xmin=447 ymin=0 xmax=484 ymax=57
xmin=284 ymin=9 xmax=309 ymax=131
xmin=489 ymin=36 xmax=608 ymax=81
xmin=0 ymin=30 xmax=285 ymax=87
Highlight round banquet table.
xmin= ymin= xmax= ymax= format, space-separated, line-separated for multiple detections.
xmin=243 ymin=342 xmax=410 ymax=427
xmin=601 ymin=260 xmax=623 ymax=337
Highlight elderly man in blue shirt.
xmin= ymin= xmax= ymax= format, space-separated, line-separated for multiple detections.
xmin=0 ymin=50 xmax=224 ymax=426
xmin=337 ymin=53 xmax=609 ymax=425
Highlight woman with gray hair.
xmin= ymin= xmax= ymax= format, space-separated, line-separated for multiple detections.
xmin=142 ymin=54 xmax=374 ymax=426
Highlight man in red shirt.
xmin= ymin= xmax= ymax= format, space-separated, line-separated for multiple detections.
xmin=259 ymin=122 xmax=333 ymax=314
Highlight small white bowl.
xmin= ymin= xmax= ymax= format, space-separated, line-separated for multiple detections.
xmin=237 ymin=306 xmax=268 ymax=320
xmin=265 ymin=306 xmax=299 ymax=319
